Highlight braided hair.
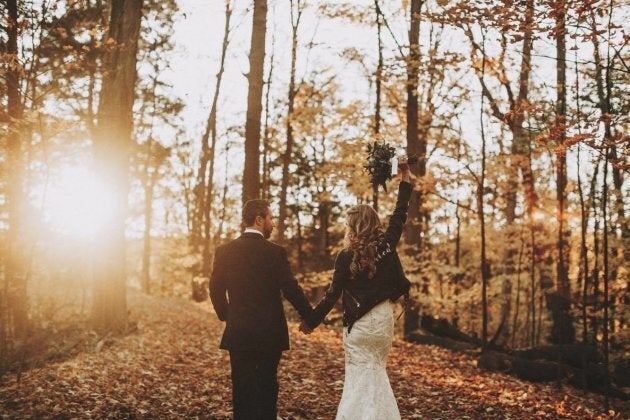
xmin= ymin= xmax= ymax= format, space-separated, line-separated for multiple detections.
xmin=344 ymin=204 xmax=384 ymax=279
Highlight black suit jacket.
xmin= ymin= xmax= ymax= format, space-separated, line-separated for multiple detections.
xmin=209 ymin=232 xmax=315 ymax=352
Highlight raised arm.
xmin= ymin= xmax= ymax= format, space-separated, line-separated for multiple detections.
xmin=383 ymin=160 xmax=413 ymax=247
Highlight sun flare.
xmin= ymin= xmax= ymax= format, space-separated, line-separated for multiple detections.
xmin=42 ymin=164 xmax=116 ymax=238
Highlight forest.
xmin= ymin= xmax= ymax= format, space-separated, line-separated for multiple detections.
xmin=0 ymin=0 xmax=628 ymax=417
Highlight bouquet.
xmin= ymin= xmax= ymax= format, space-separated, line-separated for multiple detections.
xmin=364 ymin=141 xmax=417 ymax=192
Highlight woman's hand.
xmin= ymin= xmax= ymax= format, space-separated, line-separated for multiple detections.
xmin=398 ymin=157 xmax=411 ymax=183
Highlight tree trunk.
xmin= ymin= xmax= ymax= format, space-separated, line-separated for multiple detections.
xmin=261 ymin=32 xmax=276 ymax=201
xmin=573 ymin=40 xmax=590 ymax=345
xmin=454 ymin=135 xmax=462 ymax=267
xmin=200 ymin=1 xmax=232 ymax=276
xmin=92 ymin=0 xmax=143 ymax=334
xmin=591 ymin=188 xmax=601 ymax=344
xmin=602 ymin=151 xmax=611 ymax=408
xmin=512 ymin=226 xmax=525 ymax=348
xmin=479 ymin=129 xmax=488 ymax=350
xmin=529 ymin=217 xmax=537 ymax=347
xmin=478 ymin=30 xmax=488 ymax=349
xmin=600 ymin=2 xmax=613 ymax=404
xmin=403 ymin=0 xmax=427 ymax=332
xmin=491 ymin=278 xmax=512 ymax=347
xmin=141 ymin=144 xmax=157 ymax=294
xmin=589 ymin=6 xmax=626 ymax=288
xmin=372 ymin=0 xmax=383 ymax=210
xmin=577 ymin=146 xmax=590 ymax=344
xmin=296 ymin=207 xmax=305 ymax=271
xmin=5 ymin=0 xmax=28 ymax=337
xmin=215 ymin=143 xmax=232 ymax=246
xmin=278 ymin=0 xmax=302 ymax=241
xmin=404 ymin=0 xmax=423 ymax=246
xmin=549 ymin=0 xmax=574 ymax=344
xmin=507 ymin=0 xmax=537 ymax=224
xmin=242 ymin=0 xmax=267 ymax=207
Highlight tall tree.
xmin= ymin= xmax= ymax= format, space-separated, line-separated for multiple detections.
xmin=139 ymin=138 xmax=170 ymax=293
xmin=602 ymin=141 xmax=611 ymax=410
xmin=4 ymin=0 xmax=28 ymax=337
xmin=277 ymin=0 xmax=305 ymax=241
xmin=505 ymin=0 xmax=537 ymax=225
xmin=261 ymin=31 xmax=276 ymax=202
xmin=478 ymin=29 xmax=489 ymax=349
xmin=404 ymin=0 xmax=424 ymax=246
xmin=242 ymin=0 xmax=267 ymax=207
xmin=92 ymin=0 xmax=143 ymax=333
xmin=549 ymin=0 xmax=575 ymax=344
xmin=372 ymin=0 xmax=384 ymax=210
xmin=134 ymin=0 xmax=181 ymax=294
xmin=460 ymin=0 xmax=538 ymax=225
xmin=196 ymin=0 xmax=232 ymax=275
xmin=586 ymin=2 xmax=626 ymax=281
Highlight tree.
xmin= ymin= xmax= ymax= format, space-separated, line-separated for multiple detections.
xmin=372 ymin=0 xmax=384 ymax=210
xmin=261 ymin=30 xmax=276 ymax=202
xmin=35 ymin=1 xmax=109 ymax=134
xmin=194 ymin=0 xmax=232 ymax=276
xmin=92 ymin=0 xmax=144 ymax=333
xmin=242 ymin=0 xmax=267 ymax=207
xmin=548 ymin=0 xmax=575 ymax=344
xmin=478 ymin=28 xmax=489 ymax=348
xmin=3 ymin=0 xmax=28 ymax=337
xmin=138 ymin=138 xmax=170 ymax=293
xmin=404 ymin=0 xmax=424 ymax=246
xmin=133 ymin=1 xmax=182 ymax=292
xmin=585 ymin=1 xmax=627 ymax=283
xmin=278 ymin=0 xmax=305 ymax=242
xmin=454 ymin=0 xmax=538 ymax=227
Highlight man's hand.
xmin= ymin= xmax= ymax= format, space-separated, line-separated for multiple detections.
xmin=299 ymin=321 xmax=313 ymax=335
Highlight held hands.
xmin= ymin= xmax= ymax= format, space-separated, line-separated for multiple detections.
xmin=299 ymin=321 xmax=313 ymax=335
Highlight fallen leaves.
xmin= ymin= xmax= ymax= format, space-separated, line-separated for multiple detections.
xmin=0 ymin=290 xmax=627 ymax=418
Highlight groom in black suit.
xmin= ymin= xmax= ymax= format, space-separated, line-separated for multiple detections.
xmin=210 ymin=199 xmax=316 ymax=419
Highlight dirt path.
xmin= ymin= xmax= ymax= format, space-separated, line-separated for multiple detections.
xmin=0 ymin=290 xmax=625 ymax=418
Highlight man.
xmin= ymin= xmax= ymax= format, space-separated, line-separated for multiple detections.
xmin=210 ymin=199 xmax=316 ymax=419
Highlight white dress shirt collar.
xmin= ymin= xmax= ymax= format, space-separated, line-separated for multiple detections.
xmin=244 ymin=228 xmax=264 ymax=237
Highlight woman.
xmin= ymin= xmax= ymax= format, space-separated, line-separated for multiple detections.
xmin=300 ymin=158 xmax=412 ymax=420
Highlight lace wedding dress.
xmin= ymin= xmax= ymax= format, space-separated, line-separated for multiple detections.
xmin=335 ymin=300 xmax=401 ymax=420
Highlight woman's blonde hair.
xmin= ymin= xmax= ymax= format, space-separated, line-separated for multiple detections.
xmin=344 ymin=204 xmax=384 ymax=279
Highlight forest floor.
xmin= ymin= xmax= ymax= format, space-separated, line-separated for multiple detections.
xmin=0 ymin=289 xmax=627 ymax=419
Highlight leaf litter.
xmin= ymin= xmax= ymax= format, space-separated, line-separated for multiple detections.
xmin=1 ymin=290 xmax=627 ymax=419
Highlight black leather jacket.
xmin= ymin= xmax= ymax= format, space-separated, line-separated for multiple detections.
xmin=308 ymin=181 xmax=412 ymax=332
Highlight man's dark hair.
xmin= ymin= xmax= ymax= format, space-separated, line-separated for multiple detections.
xmin=243 ymin=199 xmax=270 ymax=226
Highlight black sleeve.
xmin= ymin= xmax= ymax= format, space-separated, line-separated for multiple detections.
xmin=209 ymin=247 xmax=228 ymax=321
xmin=383 ymin=181 xmax=412 ymax=248
xmin=310 ymin=252 xmax=349 ymax=328
xmin=275 ymin=247 xmax=316 ymax=323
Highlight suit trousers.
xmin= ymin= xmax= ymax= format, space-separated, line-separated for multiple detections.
xmin=229 ymin=350 xmax=282 ymax=420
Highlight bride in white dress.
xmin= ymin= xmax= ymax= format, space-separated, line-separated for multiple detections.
xmin=301 ymin=159 xmax=412 ymax=420
xmin=336 ymin=299 xmax=399 ymax=419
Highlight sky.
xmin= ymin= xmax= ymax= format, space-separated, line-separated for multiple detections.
xmin=131 ymin=0 xmax=628 ymax=237
xmin=30 ymin=0 xmax=629 ymax=239
xmin=165 ymin=0 xmax=592 ymax=168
